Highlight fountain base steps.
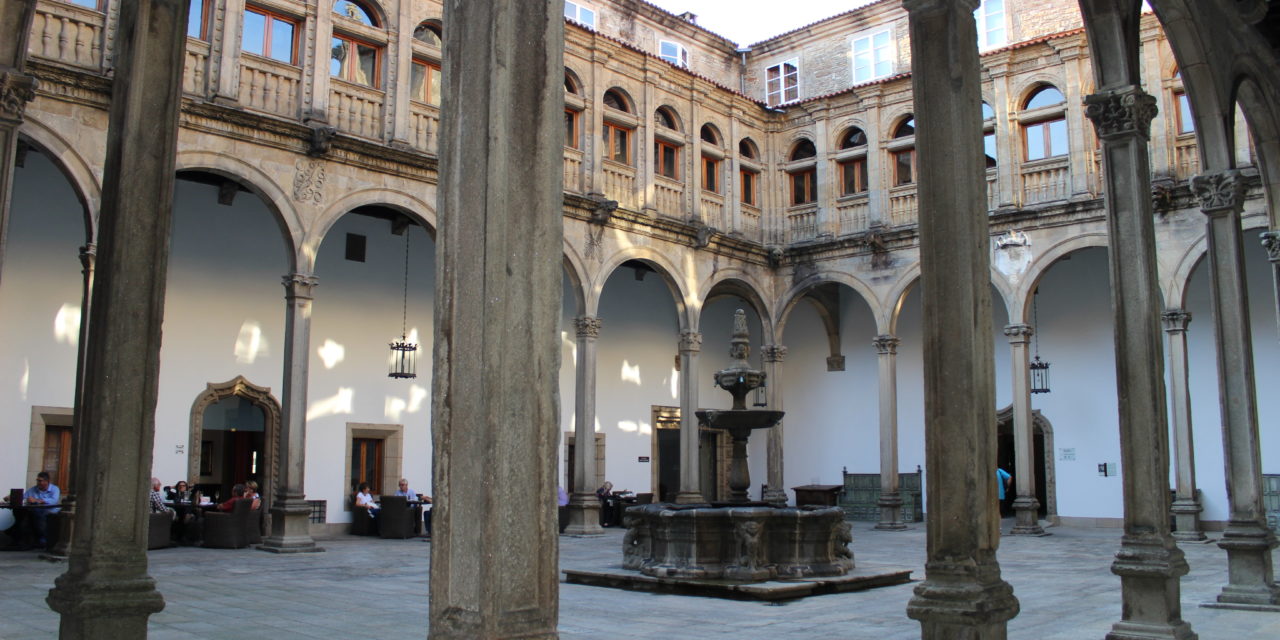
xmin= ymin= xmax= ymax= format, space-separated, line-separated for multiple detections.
xmin=563 ymin=564 xmax=913 ymax=601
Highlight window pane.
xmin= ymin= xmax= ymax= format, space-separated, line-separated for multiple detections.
xmin=243 ymin=10 xmax=266 ymax=56
xmin=1026 ymin=86 xmax=1065 ymax=109
xmin=984 ymin=133 xmax=998 ymax=168
xmin=1177 ymin=93 xmax=1194 ymax=134
xmin=791 ymin=173 xmax=805 ymax=205
xmin=1047 ymin=119 xmax=1068 ymax=156
xmin=270 ymin=18 xmax=294 ymax=63
xmin=895 ymin=150 xmax=913 ymax=185
xmin=428 ymin=66 xmax=441 ymax=105
xmin=742 ymin=171 xmax=755 ymax=205
xmin=875 ymin=59 xmax=891 ymax=77
xmin=334 ymin=0 xmax=375 ymax=26
xmin=841 ymin=162 xmax=856 ymax=194
xmin=565 ymin=3 xmax=575 ymax=19
xmin=188 ymin=0 xmax=206 ymax=38
xmin=1026 ymin=124 xmax=1046 ymax=161
xmin=411 ymin=63 xmax=426 ymax=101
xmin=873 ymin=31 xmax=889 ymax=48
xmin=663 ymin=146 xmax=677 ymax=178
xmin=581 ymin=8 xmax=595 ymax=27
xmin=615 ymin=129 xmax=628 ymax=163
xmin=330 ymin=38 xmax=347 ymax=77
xmin=784 ymin=86 xmax=798 ymax=101
xmin=356 ymin=42 xmax=377 ymax=86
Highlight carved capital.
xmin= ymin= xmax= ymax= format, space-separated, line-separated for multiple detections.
xmin=1003 ymin=324 xmax=1033 ymax=344
xmin=1161 ymin=309 xmax=1191 ymax=333
xmin=761 ymin=344 xmax=788 ymax=363
xmin=282 ymin=273 xmax=319 ymax=300
xmin=1190 ymin=170 xmax=1247 ymax=215
xmin=574 ymin=315 xmax=601 ymax=340
xmin=872 ymin=335 xmax=900 ymax=355
xmin=1084 ymin=87 xmax=1158 ymax=141
xmin=0 ymin=72 xmax=39 ymax=124
xmin=678 ymin=330 xmax=702 ymax=353
xmin=1262 ymin=231 xmax=1280 ymax=263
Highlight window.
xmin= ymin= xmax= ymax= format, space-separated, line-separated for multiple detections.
xmin=351 ymin=438 xmax=384 ymax=494
xmin=660 ymin=40 xmax=689 ymax=67
xmin=766 ymin=60 xmax=799 ymax=106
xmin=700 ymin=125 xmax=720 ymax=146
xmin=702 ymin=156 xmax=719 ymax=193
xmin=188 ymin=0 xmax=212 ymax=40
xmin=565 ymin=0 xmax=596 ymax=28
xmin=1174 ymin=90 xmax=1194 ymax=134
xmin=331 ymin=34 xmax=381 ymax=88
xmin=739 ymin=138 xmax=758 ymax=159
xmin=603 ymin=89 xmax=630 ymax=112
xmin=892 ymin=117 xmax=916 ymax=186
xmin=243 ymin=6 xmax=298 ymax=65
xmin=1023 ymin=86 xmax=1068 ymax=161
xmin=333 ymin=0 xmax=378 ymax=27
xmin=655 ymin=140 xmax=679 ymax=179
xmin=655 ymin=107 xmax=679 ymax=130
xmin=840 ymin=158 xmax=868 ymax=195
xmin=790 ymin=139 xmax=816 ymax=161
xmin=984 ymin=133 xmax=998 ymax=168
xmin=840 ymin=127 xmax=867 ymax=149
xmin=975 ymin=0 xmax=1006 ymax=50
xmin=565 ymin=109 xmax=581 ymax=149
xmin=410 ymin=59 xmax=441 ymax=105
xmin=66 ymin=0 xmax=101 ymax=9
xmin=44 ymin=426 xmax=72 ymax=491
xmin=852 ymin=30 xmax=893 ymax=83
xmin=790 ymin=170 xmax=816 ymax=205
xmin=413 ymin=21 xmax=442 ymax=46
xmin=741 ymin=169 xmax=758 ymax=206
xmin=603 ymin=122 xmax=631 ymax=164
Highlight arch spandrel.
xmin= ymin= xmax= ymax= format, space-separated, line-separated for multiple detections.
xmin=305 ymin=187 xmax=438 ymax=274
xmin=19 ymin=117 xmax=102 ymax=242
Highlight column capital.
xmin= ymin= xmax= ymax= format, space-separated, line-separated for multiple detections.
xmin=1161 ymin=309 xmax=1192 ymax=333
xmin=0 ymin=71 xmax=38 ymax=125
xmin=282 ymin=273 xmax=319 ymax=299
xmin=1002 ymin=324 xmax=1033 ymax=344
xmin=902 ymin=0 xmax=979 ymax=16
xmin=1084 ymin=86 xmax=1158 ymax=141
xmin=1191 ymin=169 xmax=1247 ymax=215
xmin=678 ymin=330 xmax=702 ymax=353
xmin=872 ymin=334 xmax=900 ymax=355
xmin=574 ymin=315 xmax=602 ymax=339
xmin=1262 ymin=231 xmax=1280 ymax=263
xmin=761 ymin=344 xmax=787 ymax=362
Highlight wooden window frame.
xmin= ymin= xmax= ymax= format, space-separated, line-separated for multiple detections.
xmin=603 ymin=122 xmax=632 ymax=165
xmin=1174 ymin=90 xmax=1194 ymax=135
xmin=331 ymin=32 xmax=383 ymax=89
xmin=1023 ymin=116 xmax=1068 ymax=161
xmin=893 ymin=148 xmax=915 ymax=187
xmin=840 ymin=157 xmax=869 ymax=195
xmin=655 ymin=140 xmax=680 ymax=180
xmin=411 ymin=58 xmax=441 ymax=105
xmin=351 ymin=437 xmax=384 ymax=494
xmin=43 ymin=425 xmax=72 ymax=491
xmin=790 ymin=168 xmax=816 ymax=206
xmin=741 ymin=169 xmax=758 ymax=206
xmin=565 ymin=108 xmax=581 ymax=149
xmin=243 ymin=5 xmax=300 ymax=65
xmin=702 ymin=155 xmax=720 ymax=194
xmin=188 ymin=0 xmax=213 ymax=41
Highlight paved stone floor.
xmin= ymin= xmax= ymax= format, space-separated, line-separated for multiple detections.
xmin=2 ymin=522 xmax=1278 ymax=639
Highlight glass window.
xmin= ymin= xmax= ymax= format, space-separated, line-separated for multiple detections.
xmin=1025 ymin=85 xmax=1066 ymax=110
xmin=331 ymin=35 xmax=380 ymax=88
xmin=565 ymin=109 xmax=580 ymax=149
xmin=660 ymin=41 xmax=689 ymax=68
xmin=766 ymin=60 xmax=799 ymax=106
xmin=975 ymin=0 xmax=1006 ymax=49
xmin=1025 ymin=118 xmax=1068 ymax=160
xmin=700 ymin=124 xmax=720 ymax=146
xmin=739 ymin=139 xmax=757 ymax=159
xmin=982 ymin=102 xmax=995 ymax=120
xmin=351 ymin=438 xmax=384 ymax=495
xmin=565 ymin=1 xmax=596 ymax=28
xmin=188 ymin=0 xmax=210 ymax=40
xmin=410 ymin=59 xmax=441 ymax=105
xmin=702 ymin=156 xmax=719 ymax=193
xmin=894 ymin=149 xmax=914 ymax=186
xmin=603 ymin=122 xmax=631 ymax=164
xmin=984 ymin=132 xmax=998 ymax=168
xmin=413 ymin=21 xmax=442 ymax=46
xmin=66 ymin=0 xmax=100 ymax=10
xmin=790 ymin=169 xmax=816 ymax=205
xmin=243 ymin=6 xmax=297 ymax=65
xmin=741 ymin=170 xmax=758 ymax=206
xmin=655 ymin=141 xmax=679 ymax=179
xmin=1175 ymin=91 xmax=1194 ymax=134
xmin=790 ymin=139 xmax=816 ymax=161
xmin=894 ymin=117 xmax=915 ymax=138
xmin=656 ymin=108 xmax=678 ymax=130
xmin=333 ymin=0 xmax=377 ymax=27
xmin=840 ymin=158 xmax=868 ymax=195
xmin=603 ymin=89 xmax=629 ymax=112
xmin=840 ymin=127 xmax=867 ymax=149
xmin=853 ymin=30 xmax=894 ymax=83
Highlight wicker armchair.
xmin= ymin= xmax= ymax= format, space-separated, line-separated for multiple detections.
xmin=350 ymin=499 xmax=377 ymax=536
xmin=147 ymin=511 xmax=173 ymax=550
xmin=378 ymin=496 xmax=416 ymax=539
xmin=203 ymin=499 xmax=253 ymax=548
xmin=244 ymin=507 xmax=264 ymax=545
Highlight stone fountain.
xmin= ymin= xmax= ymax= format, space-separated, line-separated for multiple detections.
xmin=620 ymin=310 xmax=853 ymax=581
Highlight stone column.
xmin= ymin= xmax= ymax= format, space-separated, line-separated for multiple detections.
xmin=428 ymin=0 xmax=563 ymax=637
xmin=47 ymin=244 xmax=96 ymax=559
xmin=565 ymin=315 xmax=603 ymax=535
xmin=1162 ymin=309 xmax=1205 ymax=542
xmin=0 ymin=0 xmax=37 ymax=286
xmin=45 ymin=1 xmax=190 ymax=635
xmin=1263 ymin=232 xmax=1280 ymax=339
xmin=260 ymin=273 xmax=322 ymax=554
xmin=1190 ymin=170 xmax=1280 ymax=607
xmin=1003 ymin=324 xmax=1044 ymax=536
xmin=675 ymin=330 xmax=704 ymax=504
xmin=902 ymin=2 xmax=1019 ymax=638
xmin=872 ymin=334 xmax=906 ymax=531
xmin=761 ymin=344 xmax=787 ymax=505
xmin=1084 ymin=83 xmax=1195 ymax=638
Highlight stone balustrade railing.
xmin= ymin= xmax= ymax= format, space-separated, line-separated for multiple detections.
xmin=836 ymin=196 xmax=870 ymax=236
xmin=654 ymin=176 xmax=683 ymax=217
xmin=602 ymin=161 xmax=637 ymax=210
xmin=29 ymin=0 xmax=104 ymax=70
xmin=409 ymin=102 xmax=440 ymax=155
xmin=889 ymin=186 xmax=917 ymax=227
xmin=240 ymin=54 xmax=302 ymax=119
xmin=787 ymin=206 xmax=818 ymax=243
xmin=183 ymin=39 xmax=211 ymax=97
xmin=1020 ymin=158 xmax=1070 ymax=205
xmin=562 ymin=149 xmax=583 ymax=193
xmin=700 ymin=192 xmax=725 ymax=230
xmin=1173 ymin=136 xmax=1199 ymax=181
xmin=740 ymin=204 xmax=762 ymax=243
xmin=328 ymin=80 xmax=385 ymax=140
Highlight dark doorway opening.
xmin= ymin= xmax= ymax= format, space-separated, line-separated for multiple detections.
xmin=996 ymin=416 xmax=1048 ymax=519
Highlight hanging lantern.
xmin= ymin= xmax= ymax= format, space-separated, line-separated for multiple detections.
xmin=1030 ymin=355 xmax=1050 ymax=394
xmin=753 ymin=378 xmax=768 ymax=407
xmin=388 ymin=228 xmax=417 ymax=379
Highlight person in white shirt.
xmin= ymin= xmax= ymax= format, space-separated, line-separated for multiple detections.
xmin=355 ymin=482 xmax=378 ymax=518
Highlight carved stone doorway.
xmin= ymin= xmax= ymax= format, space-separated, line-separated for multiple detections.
xmin=995 ymin=405 xmax=1056 ymax=520
xmin=188 ymin=377 xmax=282 ymax=521
xmin=650 ymin=405 xmax=730 ymax=502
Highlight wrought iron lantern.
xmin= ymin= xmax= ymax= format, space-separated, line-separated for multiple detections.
xmin=753 ymin=377 xmax=768 ymax=407
xmin=1029 ymin=289 xmax=1050 ymax=394
xmin=388 ymin=230 xmax=418 ymax=379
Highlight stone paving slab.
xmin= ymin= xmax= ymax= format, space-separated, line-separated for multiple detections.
xmin=0 ymin=523 xmax=1277 ymax=638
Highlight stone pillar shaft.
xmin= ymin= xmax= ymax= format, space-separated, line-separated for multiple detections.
xmin=873 ymin=335 xmax=906 ymax=530
xmin=566 ymin=315 xmax=603 ymax=535
xmin=902 ymin=2 xmax=1018 ymax=637
xmin=1263 ymin=232 xmax=1280 ymax=341
xmin=45 ymin=1 xmax=190 ymax=635
xmin=428 ymin=0 xmax=563 ymax=636
xmin=762 ymin=344 xmax=787 ymax=505
xmin=1191 ymin=171 xmax=1279 ymax=606
xmin=1162 ymin=309 xmax=1204 ymax=542
xmin=676 ymin=330 xmax=703 ymax=504
xmin=1084 ymin=80 xmax=1194 ymax=638
xmin=260 ymin=273 xmax=321 ymax=553
xmin=0 ymin=0 xmax=38 ymax=287
xmin=1003 ymin=324 xmax=1043 ymax=535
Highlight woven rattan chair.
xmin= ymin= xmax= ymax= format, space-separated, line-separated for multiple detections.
xmin=378 ymin=496 xmax=415 ymax=539
xmin=202 ymin=499 xmax=252 ymax=548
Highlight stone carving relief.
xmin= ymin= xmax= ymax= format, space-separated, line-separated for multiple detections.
xmin=574 ymin=315 xmax=602 ymax=340
xmin=1262 ymin=231 xmax=1280 ymax=263
xmin=766 ymin=245 xmax=785 ymax=269
xmin=762 ymin=345 xmax=788 ymax=363
xmin=833 ymin=520 xmax=853 ymax=561
xmin=678 ymin=330 xmax=702 ymax=353
xmin=306 ymin=118 xmax=338 ymax=156
xmin=292 ymin=158 xmax=326 ymax=205
xmin=1002 ymin=324 xmax=1033 ymax=343
xmin=873 ymin=335 xmax=900 ymax=355
xmin=282 ymin=272 xmax=320 ymax=299
xmin=692 ymin=222 xmax=715 ymax=249
xmin=861 ymin=225 xmax=892 ymax=269
xmin=1190 ymin=170 xmax=1246 ymax=213
xmin=826 ymin=355 xmax=846 ymax=372
xmin=587 ymin=193 xmax=617 ymax=225
xmin=1084 ymin=87 xmax=1158 ymax=140
xmin=584 ymin=224 xmax=604 ymax=263
xmin=621 ymin=513 xmax=649 ymax=570
xmin=0 ymin=72 xmax=39 ymax=123
xmin=1161 ymin=309 xmax=1191 ymax=332
xmin=995 ymin=230 xmax=1030 ymax=249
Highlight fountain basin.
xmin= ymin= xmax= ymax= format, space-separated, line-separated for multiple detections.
xmin=622 ymin=503 xmax=853 ymax=581
xmin=695 ymin=409 xmax=784 ymax=432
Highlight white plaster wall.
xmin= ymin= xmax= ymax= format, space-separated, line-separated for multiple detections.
xmin=0 ymin=151 xmax=85 ymax=488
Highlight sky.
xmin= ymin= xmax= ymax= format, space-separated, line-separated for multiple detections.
xmin=644 ymin=0 xmax=878 ymax=46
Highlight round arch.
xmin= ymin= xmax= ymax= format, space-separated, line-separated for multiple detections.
xmin=775 ymin=271 xmax=880 ymax=337
xmin=1014 ymin=77 xmax=1067 ymax=110
xmin=698 ymin=272 xmax=774 ymax=341
xmin=187 ymin=376 xmax=283 ymax=511
xmin=307 ymin=187 xmax=438 ymax=272
xmin=562 ymin=242 xmax=589 ymax=317
xmin=1016 ymin=232 xmax=1109 ymax=323
xmin=18 ymin=117 xmax=101 ymax=243
xmin=175 ymin=150 xmax=302 ymax=272
xmin=593 ymin=248 xmax=691 ymax=330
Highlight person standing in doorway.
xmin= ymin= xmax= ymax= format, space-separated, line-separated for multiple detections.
xmin=996 ymin=467 xmax=1012 ymax=517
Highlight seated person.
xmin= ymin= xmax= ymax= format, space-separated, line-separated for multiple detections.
xmin=150 ymin=477 xmax=175 ymax=520
xmin=20 ymin=471 xmax=61 ymax=549
xmin=243 ymin=481 xmax=262 ymax=510
xmin=392 ymin=479 xmax=418 ymax=501
xmin=219 ymin=484 xmax=246 ymax=511
xmin=166 ymin=480 xmax=192 ymax=503
xmin=354 ymin=482 xmax=378 ymax=519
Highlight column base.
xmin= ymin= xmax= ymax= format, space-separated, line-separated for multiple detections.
xmin=563 ymin=497 xmax=604 ymax=536
xmin=1105 ymin=620 xmax=1197 ymax=640
xmin=906 ymin=561 xmax=1019 ymax=639
xmin=761 ymin=487 xmax=788 ymax=506
xmin=1170 ymin=498 xmax=1205 ymax=542
xmin=45 ymin=508 xmax=76 ymax=558
xmin=1108 ymin=535 xmax=1196 ymax=640
xmin=1009 ymin=497 xmax=1046 ymax=536
xmin=674 ymin=491 xmax=706 ymax=505
xmin=1215 ymin=521 xmax=1280 ymax=606
xmin=47 ymin=566 xmax=165 ymax=639
xmin=875 ymin=493 xmax=907 ymax=531
xmin=260 ymin=500 xmax=323 ymax=554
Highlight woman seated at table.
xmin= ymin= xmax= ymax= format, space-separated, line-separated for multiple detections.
xmin=166 ymin=480 xmax=192 ymax=503
xmin=354 ymin=482 xmax=379 ymax=519
xmin=244 ymin=481 xmax=262 ymax=510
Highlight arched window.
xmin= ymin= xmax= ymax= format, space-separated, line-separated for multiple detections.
xmin=602 ymin=89 xmax=634 ymax=165
xmin=700 ymin=124 xmax=721 ymax=146
xmin=790 ymin=139 xmax=817 ymax=161
xmin=739 ymin=138 xmax=758 ymax=159
xmin=603 ymin=89 xmax=630 ymax=113
xmin=334 ymin=1 xmax=378 ymax=27
xmin=700 ymin=125 xmax=723 ymax=194
xmin=838 ymin=127 xmax=869 ymax=196
xmin=739 ymin=138 xmax=760 ymax=206
xmin=1171 ymin=70 xmax=1194 ymax=135
xmin=564 ymin=70 xmax=584 ymax=150
xmin=413 ymin=20 xmax=442 ymax=46
xmin=982 ymin=102 xmax=997 ymax=168
xmin=891 ymin=116 xmax=916 ymax=186
xmin=331 ymin=1 xmax=385 ymax=88
xmin=1022 ymin=85 xmax=1068 ymax=161
xmin=789 ymin=139 xmax=817 ymax=205
xmin=653 ymin=107 xmax=681 ymax=180
xmin=839 ymin=127 xmax=867 ymax=149
xmin=655 ymin=107 xmax=679 ymax=130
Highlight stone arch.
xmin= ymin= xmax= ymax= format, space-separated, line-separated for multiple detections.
xmin=698 ymin=272 xmax=774 ymax=342
xmin=562 ymin=243 xmax=589 ymax=317
xmin=602 ymin=86 xmax=637 ymax=114
xmin=175 ymin=150 xmax=302 ymax=272
xmin=775 ymin=271 xmax=880 ymax=339
xmin=18 ymin=116 xmax=101 ymax=243
xmin=1149 ymin=0 xmax=1237 ymax=171
xmin=785 ymin=132 xmax=817 ymax=157
xmin=187 ymin=376 xmax=283 ymax=511
xmin=1016 ymin=232 xmax=1109 ymax=324
xmin=564 ymin=65 xmax=585 ymax=95
xmin=881 ymin=263 xmax=921 ymax=335
xmin=654 ymin=104 xmax=684 ymax=132
xmin=1235 ymin=76 xmax=1280 ymax=227
xmin=594 ymin=248 xmax=691 ymax=330
xmin=1014 ymin=76 xmax=1068 ymax=110
xmin=995 ymin=404 xmax=1057 ymax=521
xmin=833 ymin=120 xmax=870 ymax=149
xmin=307 ymin=187 xmax=438 ymax=272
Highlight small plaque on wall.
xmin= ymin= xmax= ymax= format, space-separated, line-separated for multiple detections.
xmin=638 ymin=456 xmax=650 ymax=463
xmin=1058 ymin=447 xmax=1076 ymax=461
